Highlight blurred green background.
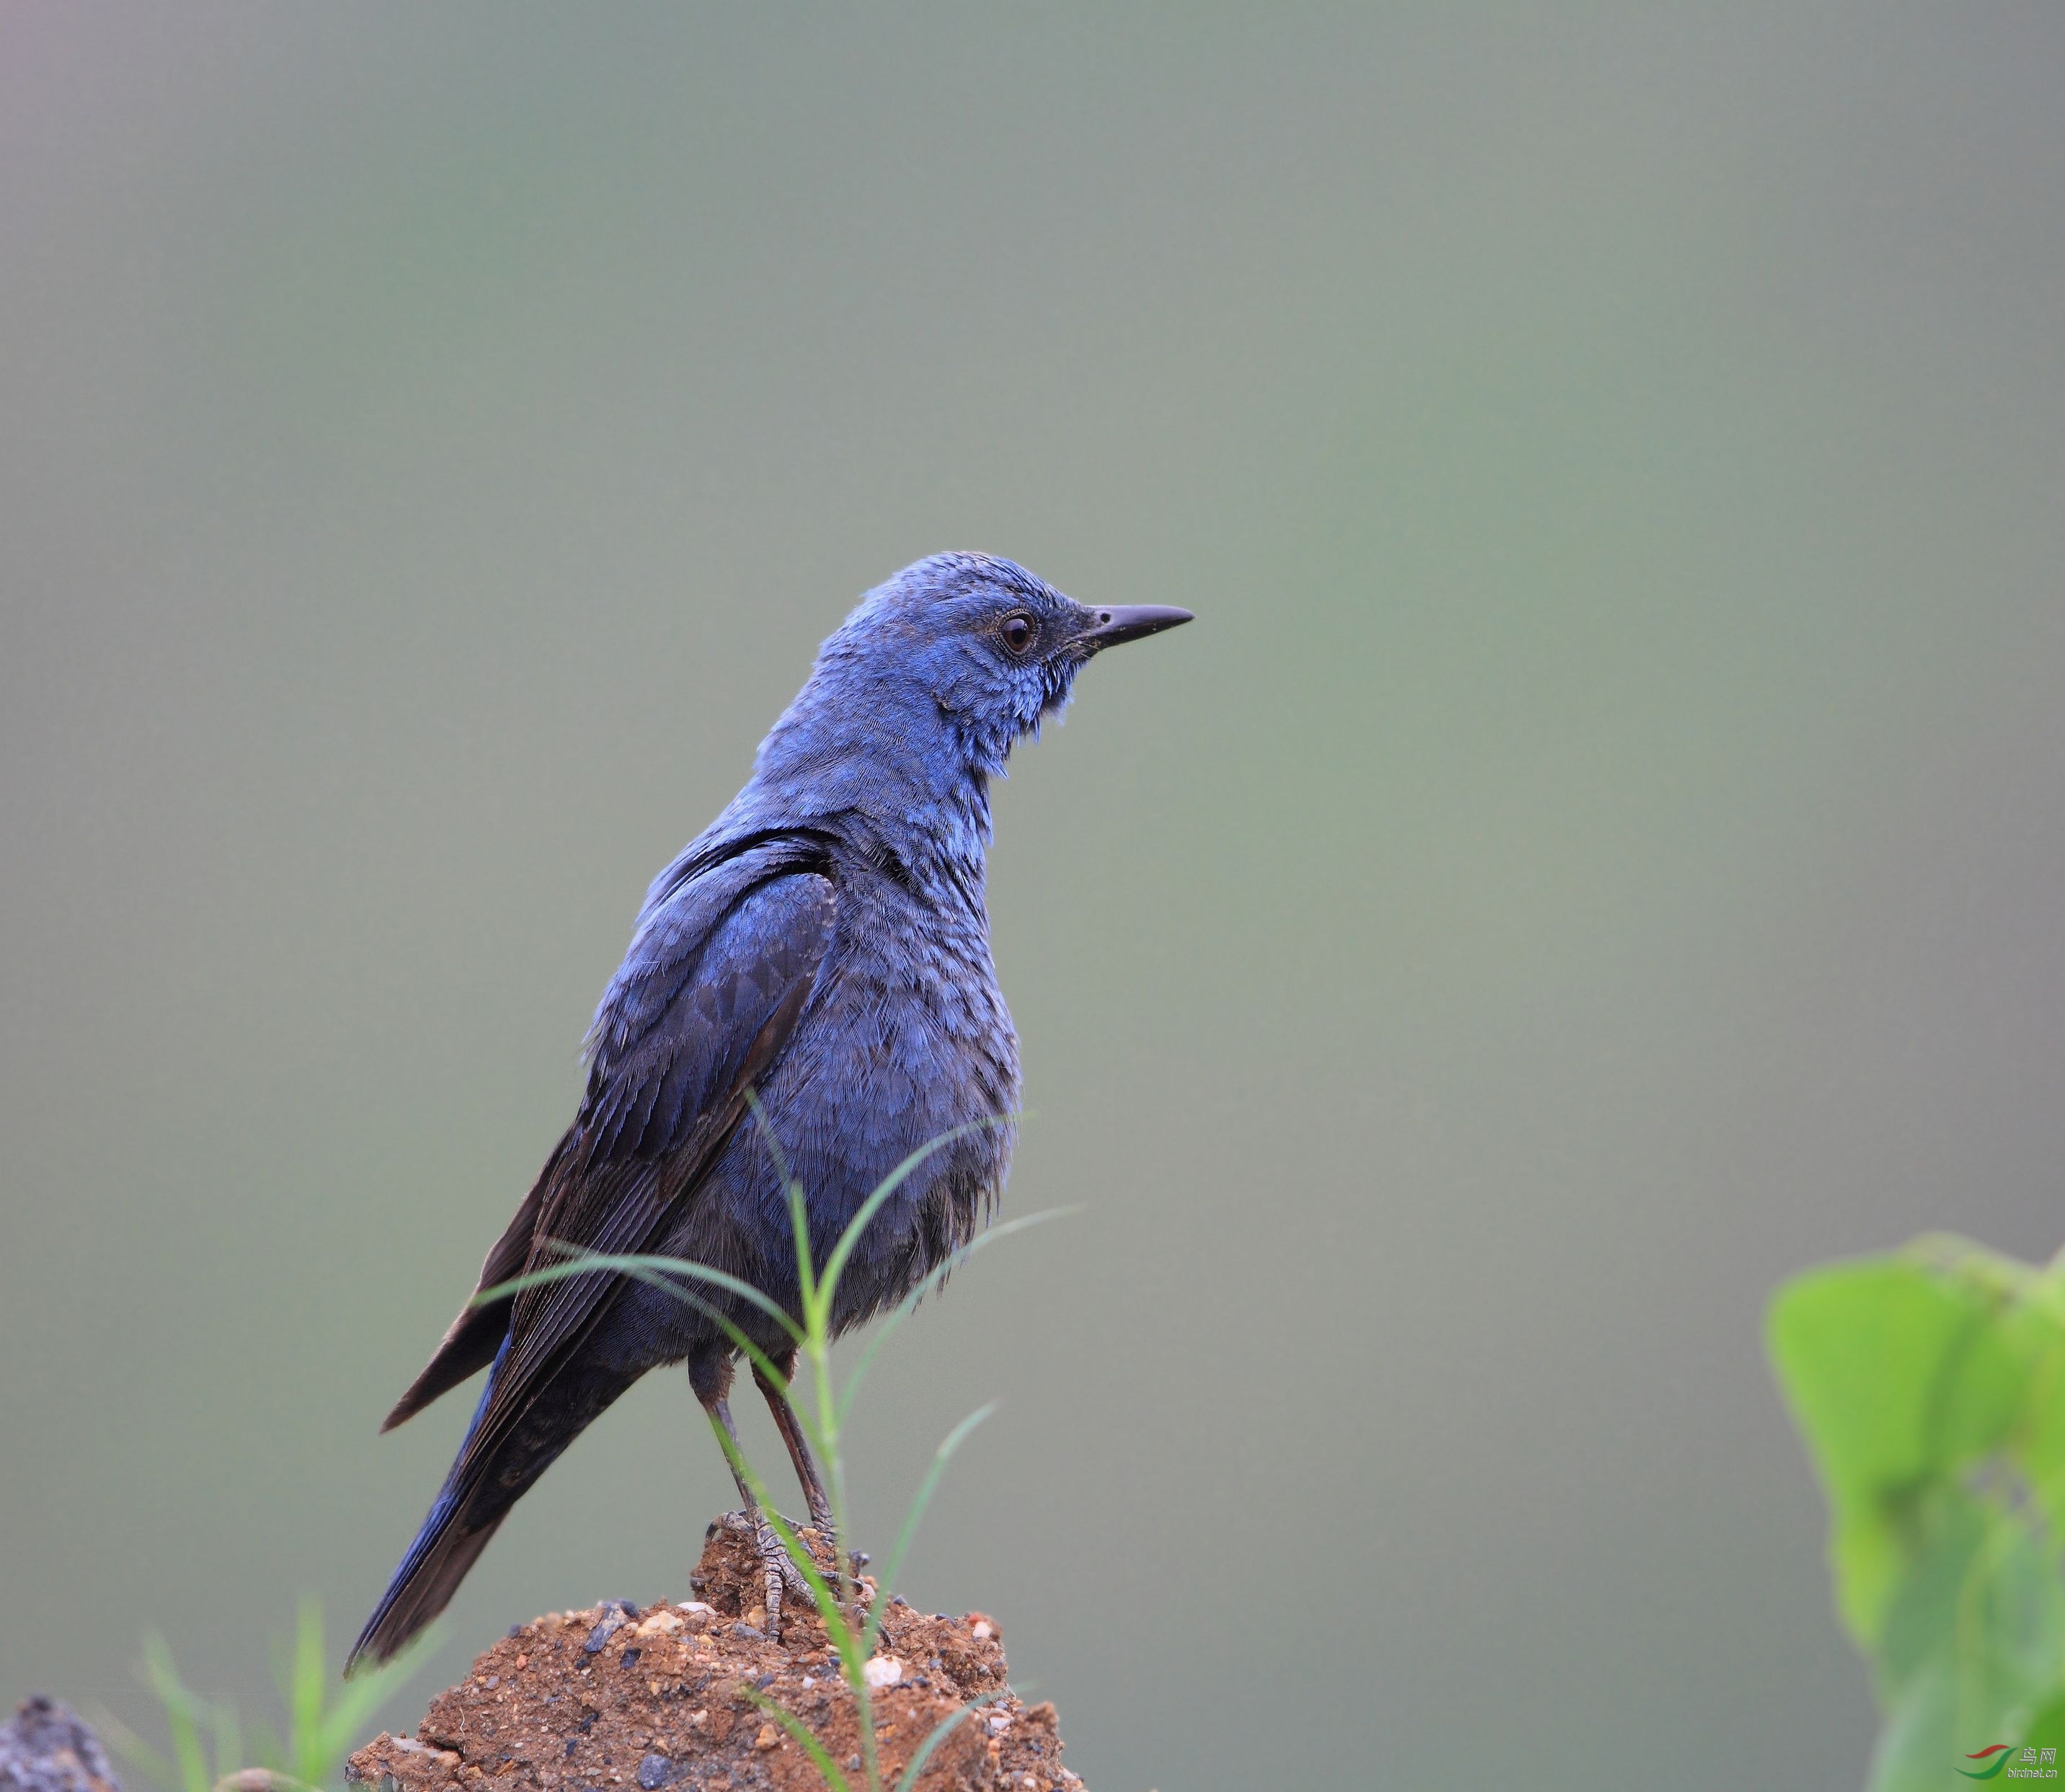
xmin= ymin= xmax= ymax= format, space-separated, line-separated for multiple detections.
xmin=4 ymin=6 xmax=2064 ymax=1788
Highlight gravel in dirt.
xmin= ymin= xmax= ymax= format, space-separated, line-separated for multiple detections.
xmin=347 ymin=1522 xmax=1081 ymax=1792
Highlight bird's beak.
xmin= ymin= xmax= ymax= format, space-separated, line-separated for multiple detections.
xmin=1078 ymin=604 xmax=1195 ymax=651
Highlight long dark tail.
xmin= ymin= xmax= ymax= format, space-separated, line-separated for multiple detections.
xmin=347 ymin=1341 xmax=636 ymax=1672
xmin=347 ymin=1489 xmax=507 ymax=1672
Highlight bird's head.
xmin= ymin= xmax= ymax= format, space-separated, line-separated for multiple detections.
xmin=810 ymin=552 xmax=1193 ymax=776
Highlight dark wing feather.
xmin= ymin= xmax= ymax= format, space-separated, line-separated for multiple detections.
xmin=380 ymin=842 xmax=835 ymax=1443
xmin=379 ymin=1134 xmax=565 ymax=1431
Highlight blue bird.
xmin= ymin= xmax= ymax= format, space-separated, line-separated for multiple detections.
xmin=348 ymin=554 xmax=1190 ymax=1667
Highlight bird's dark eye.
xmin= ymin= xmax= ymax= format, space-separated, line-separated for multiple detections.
xmin=1000 ymin=613 xmax=1036 ymax=655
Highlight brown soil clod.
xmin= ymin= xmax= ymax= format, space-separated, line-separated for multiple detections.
xmin=347 ymin=1521 xmax=1082 ymax=1792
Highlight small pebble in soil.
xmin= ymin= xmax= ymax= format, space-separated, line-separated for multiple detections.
xmin=582 ymin=1605 xmax=637 ymax=1654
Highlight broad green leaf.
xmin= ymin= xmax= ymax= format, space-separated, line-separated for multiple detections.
xmin=1771 ymin=1258 xmax=2023 ymax=1645
xmin=1775 ymin=1233 xmax=2065 ymax=1792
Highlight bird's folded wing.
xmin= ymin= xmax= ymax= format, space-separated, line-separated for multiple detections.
xmin=381 ymin=839 xmax=836 ymax=1442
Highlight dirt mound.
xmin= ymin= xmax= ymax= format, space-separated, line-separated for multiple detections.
xmin=347 ymin=1522 xmax=1081 ymax=1792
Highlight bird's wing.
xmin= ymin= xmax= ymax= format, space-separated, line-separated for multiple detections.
xmin=380 ymin=839 xmax=836 ymax=1434
xmin=378 ymin=1136 xmax=563 ymax=1429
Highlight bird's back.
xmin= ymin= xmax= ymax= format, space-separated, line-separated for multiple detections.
xmin=603 ymin=828 xmax=1019 ymax=1364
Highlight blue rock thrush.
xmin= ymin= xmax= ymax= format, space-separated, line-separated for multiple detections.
xmin=348 ymin=553 xmax=1190 ymax=1667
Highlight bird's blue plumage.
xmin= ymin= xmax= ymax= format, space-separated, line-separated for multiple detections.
xmin=350 ymin=554 xmax=1191 ymax=1667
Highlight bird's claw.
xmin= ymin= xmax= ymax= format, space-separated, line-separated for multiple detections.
xmin=714 ymin=1509 xmax=819 ymax=1640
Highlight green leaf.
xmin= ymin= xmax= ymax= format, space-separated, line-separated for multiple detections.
xmin=1774 ymin=1233 xmax=2065 ymax=1792
xmin=1770 ymin=1257 xmax=2022 ymax=1647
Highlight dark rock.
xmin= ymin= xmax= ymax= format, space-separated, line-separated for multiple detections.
xmin=582 ymin=1602 xmax=637 ymax=1654
xmin=0 ymin=1697 xmax=121 ymax=1792
xmin=634 ymin=1755 xmax=675 ymax=1790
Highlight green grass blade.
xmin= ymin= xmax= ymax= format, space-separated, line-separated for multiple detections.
xmin=326 ymin=1625 xmax=439 ymax=1757
xmin=476 ymin=1247 xmax=805 ymax=1347
xmin=818 ymin=1120 xmax=1011 ymax=1311
xmin=287 ymin=1600 xmax=324 ymax=1787
xmin=863 ymin=1405 xmax=995 ymax=1658
xmin=244 ymin=1719 xmax=285 ymax=1775
xmin=787 ymin=1178 xmax=820 ymax=1319
xmin=93 ymin=1702 xmax=178 ymax=1791
xmin=838 ymin=1210 xmax=1075 ymax=1428
xmin=737 ymin=1687 xmax=851 ymax=1792
xmin=894 ymin=1690 xmax=1008 ymax=1792
xmin=742 ymin=1089 xmax=817 ymax=1314
xmin=703 ymin=1413 xmax=851 ymax=1649
xmin=741 ymin=1086 xmax=799 ymax=1211
xmin=142 ymin=1636 xmax=213 ymax=1792
xmin=638 ymin=1278 xmax=832 ymax=1469
xmin=325 ymin=1662 xmax=412 ymax=1744
xmin=209 ymin=1703 xmax=241 ymax=1784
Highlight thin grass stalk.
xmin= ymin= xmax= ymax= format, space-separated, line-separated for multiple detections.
xmin=835 ymin=1209 xmax=1075 ymax=1430
xmin=92 ymin=1707 xmax=177 ymax=1792
xmin=817 ymin=1125 xmax=1001 ymax=1300
xmin=288 ymin=1601 xmax=324 ymax=1787
xmin=861 ymin=1406 xmax=994 ymax=1662
xmin=704 ymin=1416 xmax=882 ymax=1791
xmin=142 ymin=1638 xmax=212 ymax=1792
xmin=208 ymin=1703 xmax=241 ymax=1786
xmin=893 ymin=1690 xmax=1008 ymax=1792
xmin=478 ymin=1250 xmax=804 ymax=1349
xmin=737 ymin=1685 xmax=851 ymax=1792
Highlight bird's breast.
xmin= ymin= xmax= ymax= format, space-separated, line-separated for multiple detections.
xmin=769 ymin=882 xmax=1018 ymax=1313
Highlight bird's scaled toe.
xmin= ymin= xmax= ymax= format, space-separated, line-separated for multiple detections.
xmin=752 ymin=1515 xmax=822 ymax=1641
xmin=706 ymin=1509 xmax=845 ymax=1641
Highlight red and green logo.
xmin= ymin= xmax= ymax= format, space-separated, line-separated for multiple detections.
xmin=1960 ymin=1746 xmax=2017 ymax=1780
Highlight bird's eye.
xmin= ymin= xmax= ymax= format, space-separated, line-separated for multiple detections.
xmin=1000 ymin=613 xmax=1036 ymax=655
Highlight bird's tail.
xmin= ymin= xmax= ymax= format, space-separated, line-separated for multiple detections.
xmin=347 ymin=1336 xmax=639 ymax=1672
xmin=347 ymin=1486 xmax=506 ymax=1671
xmin=348 ymin=1341 xmax=515 ymax=1672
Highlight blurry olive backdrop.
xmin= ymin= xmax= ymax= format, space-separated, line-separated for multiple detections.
xmin=6 ymin=6 xmax=2065 ymax=1788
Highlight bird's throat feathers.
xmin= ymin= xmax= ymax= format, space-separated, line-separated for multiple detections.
xmin=729 ymin=552 xmax=1091 ymax=884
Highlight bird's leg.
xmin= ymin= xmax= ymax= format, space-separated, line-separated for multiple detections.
xmin=752 ymin=1349 xmax=833 ymax=1530
xmin=688 ymin=1352 xmax=811 ymax=1638
xmin=752 ymin=1349 xmax=851 ymax=1610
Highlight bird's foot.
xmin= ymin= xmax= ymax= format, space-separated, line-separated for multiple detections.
xmin=712 ymin=1509 xmax=820 ymax=1640
xmin=796 ymin=1504 xmax=867 ymax=1593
